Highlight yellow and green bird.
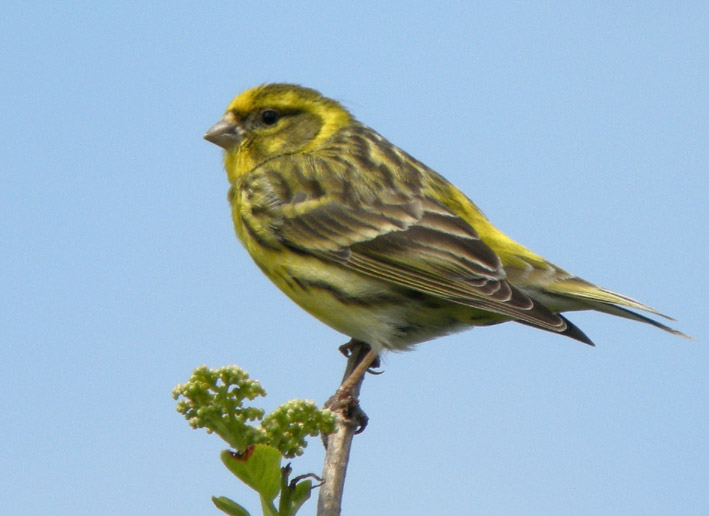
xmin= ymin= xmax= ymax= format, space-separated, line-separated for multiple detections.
xmin=205 ymin=83 xmax=688 ymax=351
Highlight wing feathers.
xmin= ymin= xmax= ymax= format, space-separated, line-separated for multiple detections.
xmin=252 ymin=159 xmax=579 ymax=337
xmin=238 ymin=143 xmax=687 ymax=345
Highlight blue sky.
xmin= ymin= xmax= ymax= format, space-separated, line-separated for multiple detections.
xmin=1 ymin=3 xmax=707 ymax=515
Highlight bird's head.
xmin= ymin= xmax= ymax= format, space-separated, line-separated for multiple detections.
xmin=204 ymin=83 xmax=352 ymax=179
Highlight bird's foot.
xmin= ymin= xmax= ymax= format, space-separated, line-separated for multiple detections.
xmin=324 ymin=390 xmax=369 ymax=435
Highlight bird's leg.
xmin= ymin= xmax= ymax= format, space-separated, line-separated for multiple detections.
xmin=338 ymin=340 xmax=382 ymax=374
xmin=337 ymin=346 xmax=380 ymax=398
xmin=325 ymin=340 xmax=380 ymax=434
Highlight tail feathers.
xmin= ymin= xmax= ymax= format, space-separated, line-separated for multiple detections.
xmin=519 ymin=304 xmax=692 ymax=346
xmin=592 ymin=303 xmax=694 ymax=340
xmin=593 ymin=286 xmax=675 ymax=321
xmin=545 ymin=279 xmax=692 ymax=339
xmin=550 ymin=279 xmax=674 ymax=320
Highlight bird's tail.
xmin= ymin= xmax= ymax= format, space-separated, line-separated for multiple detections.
xmin=547 ymin=279 xmax=693 ymax=340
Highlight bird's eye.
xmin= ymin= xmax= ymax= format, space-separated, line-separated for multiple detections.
xmin=260 ymin=109 xmax=280 ymax=126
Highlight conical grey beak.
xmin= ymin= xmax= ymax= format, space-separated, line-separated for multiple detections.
xmin=204 ymin=118 xmax=241 ymax=150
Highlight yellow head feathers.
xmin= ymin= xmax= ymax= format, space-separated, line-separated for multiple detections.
xmin=206 ymin=84 xmax=353 ymax=178
xmin=227 ymin=83 xmax=352 ymax=150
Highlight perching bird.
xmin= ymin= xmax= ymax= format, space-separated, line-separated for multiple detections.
xmin=204 ymin=83 xmax=689 ymax=359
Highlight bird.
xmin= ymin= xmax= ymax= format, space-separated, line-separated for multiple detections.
xmin=204 ymin=83 xmax=689 ymax=381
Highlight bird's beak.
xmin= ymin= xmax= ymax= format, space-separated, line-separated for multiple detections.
xmin=204 ymin=116 xmax=241 ymax=150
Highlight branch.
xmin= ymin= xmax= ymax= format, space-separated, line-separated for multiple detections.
xmin=316 ymin=341 xmax=375 ymax=516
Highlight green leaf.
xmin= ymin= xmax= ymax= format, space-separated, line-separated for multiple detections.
xmin=212 ymin=496 xmax=251 ymax=516
xmin=221 ymin=445 xmax=282 ymax=501
xmin=289 ymin=479 xmax=313 ymax=515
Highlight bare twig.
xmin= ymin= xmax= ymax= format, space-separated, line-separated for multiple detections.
xmin=316 ymin=341 xmax=377 ymax=516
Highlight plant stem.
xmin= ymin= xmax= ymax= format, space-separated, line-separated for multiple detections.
xmin=316 ymin=341 xmax=374 ymax=516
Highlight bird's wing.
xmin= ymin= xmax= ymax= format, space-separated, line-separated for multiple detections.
xmin=259 ymin=173 xmax=591 ymax=343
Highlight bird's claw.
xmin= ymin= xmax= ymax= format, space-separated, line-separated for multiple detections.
xmin=324 ymin=390 xmax=369 ymax=435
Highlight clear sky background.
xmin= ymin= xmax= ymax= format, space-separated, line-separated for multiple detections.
xmin=2 ymin=3 xmax=707 ymax=516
